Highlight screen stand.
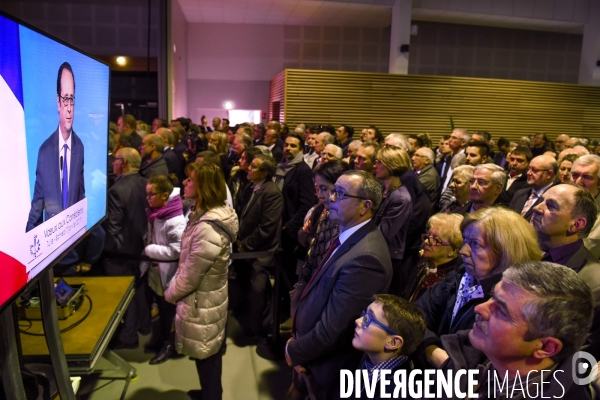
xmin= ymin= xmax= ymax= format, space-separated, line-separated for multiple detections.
xmin=39 ymin=268 xmax=75 ymax=400
xmin=0 ymin=304 xmax=26 ymax=400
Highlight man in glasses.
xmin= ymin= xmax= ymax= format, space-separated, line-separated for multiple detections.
xmin=351 ymin=294 xmax=425 ymax=398
xmin=509 ymin=154 xmax=557 ymax=221
xmin=286 ymin=170 xmax=392 ymax=399
xmin=26 ymin=61 xmax=85 ymax=232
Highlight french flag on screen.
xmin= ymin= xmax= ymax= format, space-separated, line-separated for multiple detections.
xmin=0 ymin=16 xmax=31 ymax=305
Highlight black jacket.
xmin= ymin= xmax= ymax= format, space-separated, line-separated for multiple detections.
xmin=497 ymin=173 xmax=530 ymax=205
xmin=281 ymin=161 xmax=317 ymax=240
xmin=139 ymin=155 xmax=169 ymax=179
xmin=414 ymin=266 xmax=502 ymax=366
xmin=103 ymin=172 xmax=148 ymax=256
xmin=238 ymin=181 xmax=283 ymax=265
xmin=439 ymin=330 xmax=592 ymax=399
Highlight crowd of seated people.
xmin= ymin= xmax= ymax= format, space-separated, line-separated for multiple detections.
xmin=92 ymin=116 xmax=600 ymax=399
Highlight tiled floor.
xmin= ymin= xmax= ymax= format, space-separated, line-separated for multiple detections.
xmin=76 ymin=315 xmax=292 ymax=400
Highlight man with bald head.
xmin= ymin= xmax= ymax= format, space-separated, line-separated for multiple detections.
xmin=138 ymin=134 xmax=169 ymax=178
xmin=566 ymin=137 xmax=581 ymax=149
xmin=104 ymin=147 xmax=150 ymax=349
xmin=509 ymin=154 xmax=557 ymax=221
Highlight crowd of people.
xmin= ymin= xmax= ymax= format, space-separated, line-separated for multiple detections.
xmin=70 ymin=114 xmax=600 ymax=399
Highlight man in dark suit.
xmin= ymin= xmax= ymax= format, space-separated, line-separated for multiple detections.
xmin=509 ymin=154 xmax=557 ymax=221
xmin=156 ymin=127 xmax=184 ymax=185
xmin=117 ymin=114 xmax=142 ymax=150
xmin=493 ymin=137 xmax=510 ymax=169
xmin=27 ymin=62 xmax=85 ymax=232
xmin=274 ymin=132 xmax=317 ymax=281
xmin=103 ymin=147 xmax=149 ymax=349
xmin=497 ymin=146 xmax=532 ymax=205
xmin=531 ymin=184 xmax=600 ymax=359
xmin=138 ymin=134 xmax=169 ymax=179
xmin=263 ymin=128 xmax=283 ymax=163
xmin=235 ymin=154 xmax=283 ymax=338
xmin=412 ymin=147 xmax=440 ymax=205
xmin=286 ymin=170 xmax=392 ymax=399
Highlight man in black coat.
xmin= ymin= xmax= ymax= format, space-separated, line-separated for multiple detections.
xmin=274 ymin=133 xmax=317 ymax=281
xmin=509 ymin=154 xmax=557 ymax=221
xmin=235 ymin=154 xmax=283 ymax=338
xmin=497 ymin=145 xmax=532 ymax=205
xmin=138 ymin=134 xmax=169 ymax=179
xmin=531 ymin=184 xmax=600 ymax=359
xmin=286 ymin=171 xmax=392 ymax=400
xmin=103 ymin=147 xmax=149 ymax=349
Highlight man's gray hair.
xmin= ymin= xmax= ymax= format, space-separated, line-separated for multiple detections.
xmin=474 ymin=163 xmax=507 ymax=186
xmin=416 ymin=147 xmax=435 ymax=164
xmin=342 ymin=170 xmax=383 ymax=212
xmin=502 ymin=261 xmax=593 ymax=362
xmin=319 ymin=132 xmax=335 ymax=145
xmin=235 ymin=133 xmax=253 ymax=148
xmin=385 ymin=133 xmax=409 ymax=152
xmin=572 ymin=155 xmax=600 ymax=180
xmin=454 ymin=128 xmax=469 ymax=143
xmin=118 ymin=147 xmax=142 ymax=170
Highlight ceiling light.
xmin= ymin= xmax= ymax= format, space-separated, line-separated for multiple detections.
xmin=116 ymin=56 xmax=127 ymax=66
xmin=224 ymin=101 xmax=234 ymax=110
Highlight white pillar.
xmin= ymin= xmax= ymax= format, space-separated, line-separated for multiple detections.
xmin=578 ymin=0 xmax=600 ymax=85
xmin=388 ymin=0 xmax=413 ymax=74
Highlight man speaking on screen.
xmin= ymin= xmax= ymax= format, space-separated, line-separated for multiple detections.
xmin=26 ymin=61 xmax=85 ymax=232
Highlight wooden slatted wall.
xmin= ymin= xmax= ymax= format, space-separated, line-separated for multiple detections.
xmin=279 ymin=69 xmax=600 ymax=144
xmin=269 ymin=70 xmax=286 ymax=122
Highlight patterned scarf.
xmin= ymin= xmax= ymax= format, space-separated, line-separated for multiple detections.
xmin=451 ymin=272 xmax=484 ymax=324
xmin=298 ymin=209 xmax=340 ymax=285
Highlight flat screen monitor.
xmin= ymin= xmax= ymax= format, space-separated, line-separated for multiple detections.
xmin=0 ymin=12 xmax=109 ymax=311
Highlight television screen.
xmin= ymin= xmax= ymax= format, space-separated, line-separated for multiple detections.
xmin=0 ymin=12 xmax=109 ymax=310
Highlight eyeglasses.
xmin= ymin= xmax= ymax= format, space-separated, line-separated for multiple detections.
xmin=329 ymin=190 xmax=367 ymax=201
xmin=58 ymin=95 xmax=74 ymax=107
xmin=422 ymin=234 xmax=452 ymax=246
xmin=247 ymin=163 xmax=260 ymax=170
xmin=359 ymin=310 xmax=398 ymax=336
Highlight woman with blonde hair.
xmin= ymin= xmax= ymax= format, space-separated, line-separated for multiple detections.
xmin=407 ymin=213 xmax=464 ymax=302
xmin=165 ymin=162 xmax=238 ymax=400
xmin=415 ymin=207 xmax=542 ymax=368
xmin=373 ymin=145 xmax=413 ymax=295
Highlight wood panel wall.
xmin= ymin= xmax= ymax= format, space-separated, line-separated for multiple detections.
xmin=274 ymin=69 xmax=600 ymax=144
xmin=269 ymin=71 xmax=285 ymax=123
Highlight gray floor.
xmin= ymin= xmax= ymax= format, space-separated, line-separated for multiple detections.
xmin=76 ymin=315 xmax=292 ymax=400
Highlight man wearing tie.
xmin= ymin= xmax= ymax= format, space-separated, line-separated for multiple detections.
xmin=285 ymin=170 xmax=392 ymax=399
xmin=26 ymin=62 xmax=85 ymax=232
xmin=509 ymin=155 xmax=556 ymax=222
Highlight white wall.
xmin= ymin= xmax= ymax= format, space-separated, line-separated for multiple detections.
xmin=171 ymin=0 xmax=188 ymax=120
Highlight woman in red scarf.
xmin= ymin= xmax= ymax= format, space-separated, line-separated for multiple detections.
xmin=141 ymin=174 xmax=186 ymax=365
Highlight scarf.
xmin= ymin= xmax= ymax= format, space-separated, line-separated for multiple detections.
xmin=146 ymin=194 xmax=184 ymax=224
xmin=274 ymin=152 xmax=304 ymax=190
xmin=451 ymin=272 xmax=484 ymax=324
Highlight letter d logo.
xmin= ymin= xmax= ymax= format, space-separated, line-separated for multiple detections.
xmin=572 ymin=351 xmax=598 ymax=385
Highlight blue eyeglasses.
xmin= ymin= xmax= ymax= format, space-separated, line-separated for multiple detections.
xmin=360 ymin=310 xmax=398 ymax=336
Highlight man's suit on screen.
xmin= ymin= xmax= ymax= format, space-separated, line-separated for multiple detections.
xmin=26 ymin=128 xmax=85 ymax=232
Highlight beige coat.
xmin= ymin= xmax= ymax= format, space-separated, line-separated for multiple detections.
xmin=164 ymin=206 xmax=238 ymax=360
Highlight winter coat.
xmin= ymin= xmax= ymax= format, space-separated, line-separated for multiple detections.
xmin=140 ymin=187 xmax=186 ymax=290
xmin=164 ymin=206 xmax=238 ymax=360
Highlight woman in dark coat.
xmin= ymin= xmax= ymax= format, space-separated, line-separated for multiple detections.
xmin=414 ymin=207 xmax=542 ymax=368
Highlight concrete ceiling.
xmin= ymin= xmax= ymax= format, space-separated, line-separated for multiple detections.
xmin=177 ymin=0 xmax=585 ymax=33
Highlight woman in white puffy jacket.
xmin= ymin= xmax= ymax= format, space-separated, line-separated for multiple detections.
xmin=165 ymin=162 xmax=238 ymax=400
xmin=141 ymin=174 xmax=186 ymax=365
